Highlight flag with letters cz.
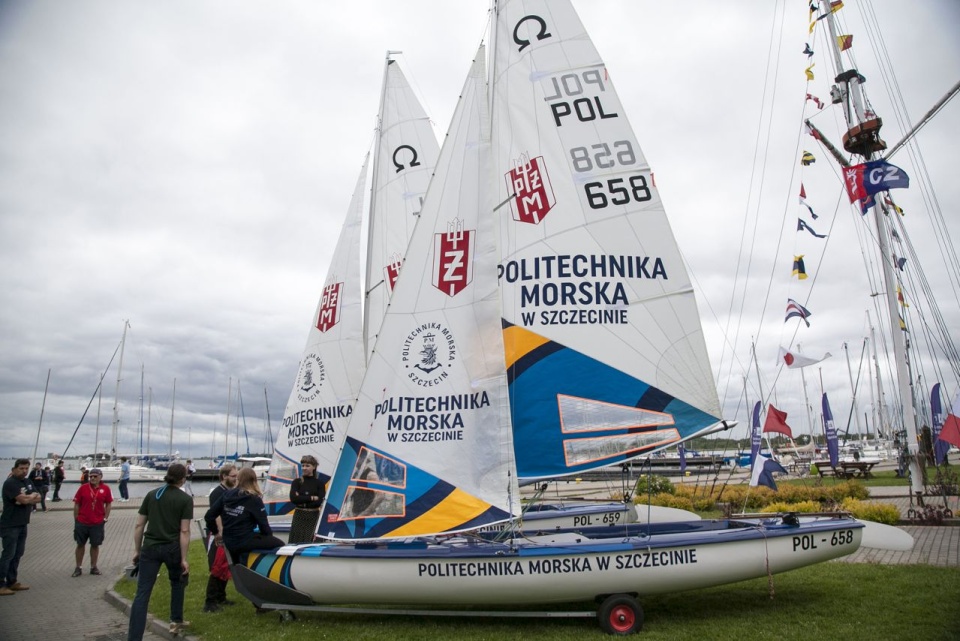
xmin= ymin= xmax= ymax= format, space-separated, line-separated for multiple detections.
xmin=844 ymin=160 xmax=910 ymax=205
xmin=785 ymin=298 xmax=812 ymax=327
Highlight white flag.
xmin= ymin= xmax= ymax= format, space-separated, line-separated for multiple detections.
xmin=779 ymin=347 xmax=831 ymax=369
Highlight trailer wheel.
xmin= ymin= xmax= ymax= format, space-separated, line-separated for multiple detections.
xmin=278 ymin=610 xmax=296 ymax=623
xmin=598 ymin=594 xmax=643 ymax=635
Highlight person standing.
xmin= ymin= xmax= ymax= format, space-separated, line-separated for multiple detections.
xmin=29 ymin=463 xmax=49 ymax=512
xmin=118 ymin=457 xmax=131 ymax=502
xmin=0 ymin=458 xmax=42 ymax=596
xmin=204 ymin=467 xmax=283 ymax=558
xmin=80 ymin=467 xmax=89 ymax=484
xmin=127 ymin=463 xmax=193 ymax=640
xmin=202 ymin=464 xmax=237 ymax=613
xmin=288 ymin=455 xmax=324 ymax=544
xmin=52 ymin=460 xmax=65 ymax=502
xmin=184 ymin=460 xmax=196 ymax=497
xmin=72 ymin=468 xmax=113 ymax=577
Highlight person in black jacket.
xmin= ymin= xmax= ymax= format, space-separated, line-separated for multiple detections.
xmin=289 ymin=455 xmax=324 ymax=509
xmin=28 ymin=463 xmax=49 ymax=512
xmin=204 ymin=468 xmax=283 ymax=558
xmin=287 ymin=455 xmax=324 ymax=544
xmin=202 ymin=464 xmax=237 ymax=613
xmin=52 ymin=461 xmax=65 ymax=502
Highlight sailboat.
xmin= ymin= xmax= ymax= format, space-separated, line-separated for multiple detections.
xmin=263 ymin=52 xmax=635 ymax=531
xmin=229 ymin=2 xmax=864 ymax=631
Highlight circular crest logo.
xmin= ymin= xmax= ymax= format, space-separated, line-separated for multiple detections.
xmin=296 ymin=353 xmax=325 ymax=403
xmin=402 ymin=322 xmax=457 ymax=387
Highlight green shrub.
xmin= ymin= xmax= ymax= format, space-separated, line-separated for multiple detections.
xmin=760 ymin=500 xmax=821 ymax=513
xmin=841 ymin=497 xmax=901 ymax=525
xmin=633 ymin=474 xmax=675 ymax=496
xmin=638 ymin=492 xmax=694 ymax=510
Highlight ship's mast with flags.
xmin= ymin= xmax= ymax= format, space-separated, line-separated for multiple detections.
xmin=818 ymin=1 xmax=922 ymax=497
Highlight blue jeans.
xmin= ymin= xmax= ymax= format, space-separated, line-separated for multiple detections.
xmin=127 ymin=541 xmax=186 ymax=641
xmin=0 ymin=525 xmax=28 ymax=587
xmin=119 ymin=479 xmax=129 ymax=500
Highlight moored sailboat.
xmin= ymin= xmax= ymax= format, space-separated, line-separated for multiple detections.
xmin=230 ymin=3 xmax=865 ymax=631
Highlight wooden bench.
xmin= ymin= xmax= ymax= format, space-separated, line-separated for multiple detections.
xmin=811 ymin=460 xmax=877 ymax=480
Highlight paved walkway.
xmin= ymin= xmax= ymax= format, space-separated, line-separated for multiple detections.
xmin=0 ymin=496 xmax=210 ymax=641
xmin=0 ymin=490 xmax=956 ymax=641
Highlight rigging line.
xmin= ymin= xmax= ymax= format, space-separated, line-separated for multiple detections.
xmin=717 ymin=0 xmax=788 ymax=412
xmin=60 ymin=338 xmax=123 ymax=459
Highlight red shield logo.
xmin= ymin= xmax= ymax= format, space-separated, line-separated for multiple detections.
xmin=506 ymin=155 xmax=555 ymax=225
xmin=384 ymin=254 xmax=403 ymax=293
xmin=432 ymin=220 xmax=474 ymax=297
xmin=316 ymin=282 xmax=342 ymax=333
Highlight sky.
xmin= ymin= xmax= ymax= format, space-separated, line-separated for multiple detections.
xmin=1 ymin=0 xmax=958 ymax=460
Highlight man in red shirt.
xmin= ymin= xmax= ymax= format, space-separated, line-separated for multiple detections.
xmin=72 ymin=468 xmax=113 ymax=577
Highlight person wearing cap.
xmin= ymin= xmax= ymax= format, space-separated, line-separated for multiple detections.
xmin=72 ymin=467 xmax=113 ymax=577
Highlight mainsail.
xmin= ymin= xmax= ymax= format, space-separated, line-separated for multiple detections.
xmin=492 ymin=0 xmax=723 ymax=480
xmin=264 ymin=58 xmax=440 ymax=513
xmin=321 ymin=47 xmax=517 ymax=540
xmin=364 ymin=59 xmax=443 ymax=360
xmin=263 ymin=156 xmax=369 ymax=509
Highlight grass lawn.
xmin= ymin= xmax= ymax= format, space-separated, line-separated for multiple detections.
xmin=778 ymin=470 xmax=911 ymax=488
xmin=115 ymin=541 xmax=959 ymax=640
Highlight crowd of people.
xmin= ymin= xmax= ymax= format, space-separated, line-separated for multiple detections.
xmin=1 ymin=455 xmax=316 ymax=640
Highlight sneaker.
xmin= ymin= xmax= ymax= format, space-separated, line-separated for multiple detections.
xmin=219 ymin=599 xmax=236 ymax=606
xmin=8 ymin=583 xmax=29 ymax=591
xmin=71 ymin=568 xmax=82 ymax=578
xmin=0 ymin=587 xmax=15 ymax=596
xmin=169 ymin=621 xmax=191 ymax=635
xmin=202 ymin=602 xmax=222 ymax=613
xmin=90 ymin=567 xmax=101 ymax=575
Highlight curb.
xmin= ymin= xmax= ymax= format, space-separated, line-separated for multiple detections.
xmin=104 ymin=582 xmax=200 ymax=641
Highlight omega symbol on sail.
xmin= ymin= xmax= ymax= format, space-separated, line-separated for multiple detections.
xmin=316 ymin=282 xmax=343 ymax=332
xmin=506 ymin=155 xmax=555 ymax=225
xmin=432 ymin=219 xmax=474 ymax=297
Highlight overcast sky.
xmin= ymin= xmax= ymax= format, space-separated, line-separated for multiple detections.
xmin=1 ymin=0 xmax=958 ymax=460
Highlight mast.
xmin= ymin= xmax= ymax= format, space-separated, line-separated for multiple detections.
xmin=822 ymin=6 xmax=923 ymax=497
xmin=169 ymin=378 xmax=176 ymax=457
xmin=263 ymin=386 xmax=273 ymax=454
xmin=146 ymin=387 xmax=152 ymax=455
xmin=31 ymin=369 xmax=51 ymax=463
xmin=362 ymin=50 xmax=398 ymax=358
xmin=111 ymin=320 xmax=129 ymax=459
xmin=224 ymin=376 xmax=232 ymax=457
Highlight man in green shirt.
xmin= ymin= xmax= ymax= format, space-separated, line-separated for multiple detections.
xmin=127 ymin=463 xmax=193 ymax=639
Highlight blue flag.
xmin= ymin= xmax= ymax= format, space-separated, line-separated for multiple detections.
xmin=750 ymin=401 xmax=762 ymax=468
xmin=750 ymin=455 xmax=788 ymax=491
xmin=798 ymin=218 xmax=827 ymax=238
xmin=678 ymin=443 xmax=687 ymax=474
xmin=822 ymin=393 xmax=839 ymax=468
xmin=932 ymin=383 xmax=951 ymax=465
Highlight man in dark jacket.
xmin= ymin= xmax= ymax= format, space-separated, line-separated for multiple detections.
xmin=52 ymin=461 xmax=66 ymax=502
xmin=202 ymin=464 xmax=237 ymax=613
xmin=1 ymin=459 xmax=42 ymax=596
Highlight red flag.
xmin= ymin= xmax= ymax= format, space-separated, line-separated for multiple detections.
xmin=939 ymin=414 xmax=960 ymax=449
xmin=763 ymin=404 xmax=793 ymax=439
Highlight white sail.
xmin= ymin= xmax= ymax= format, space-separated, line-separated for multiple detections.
xmin=364 ymin=60 xmax=442 ymax=360
xmin=492 ymin=0 xmax=722 ymax=480
xmin=265 ymin=59 xmax=441 ymax=513
xmin=263 ymin=155 xmax=369 ymax=508
xmin=321 ymin=47 xmax=518 ymax=540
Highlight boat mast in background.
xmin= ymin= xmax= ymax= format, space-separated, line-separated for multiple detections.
xmin=821 ymin=7 xmax=922 ymax=496
xmin=110 ymin=319 xmax=129 ymax=459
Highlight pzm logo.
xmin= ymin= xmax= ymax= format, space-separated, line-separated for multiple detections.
xmin=432 ymin=219 xmax=474 ymax=297
xmin=316 ymin=282 xmax=343 ymax=332
xmin=506 ymin=155 xmax=555 ymax=225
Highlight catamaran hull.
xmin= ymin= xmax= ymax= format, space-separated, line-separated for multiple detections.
xmin=236 ymin=516 xmax=861 ymax=606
